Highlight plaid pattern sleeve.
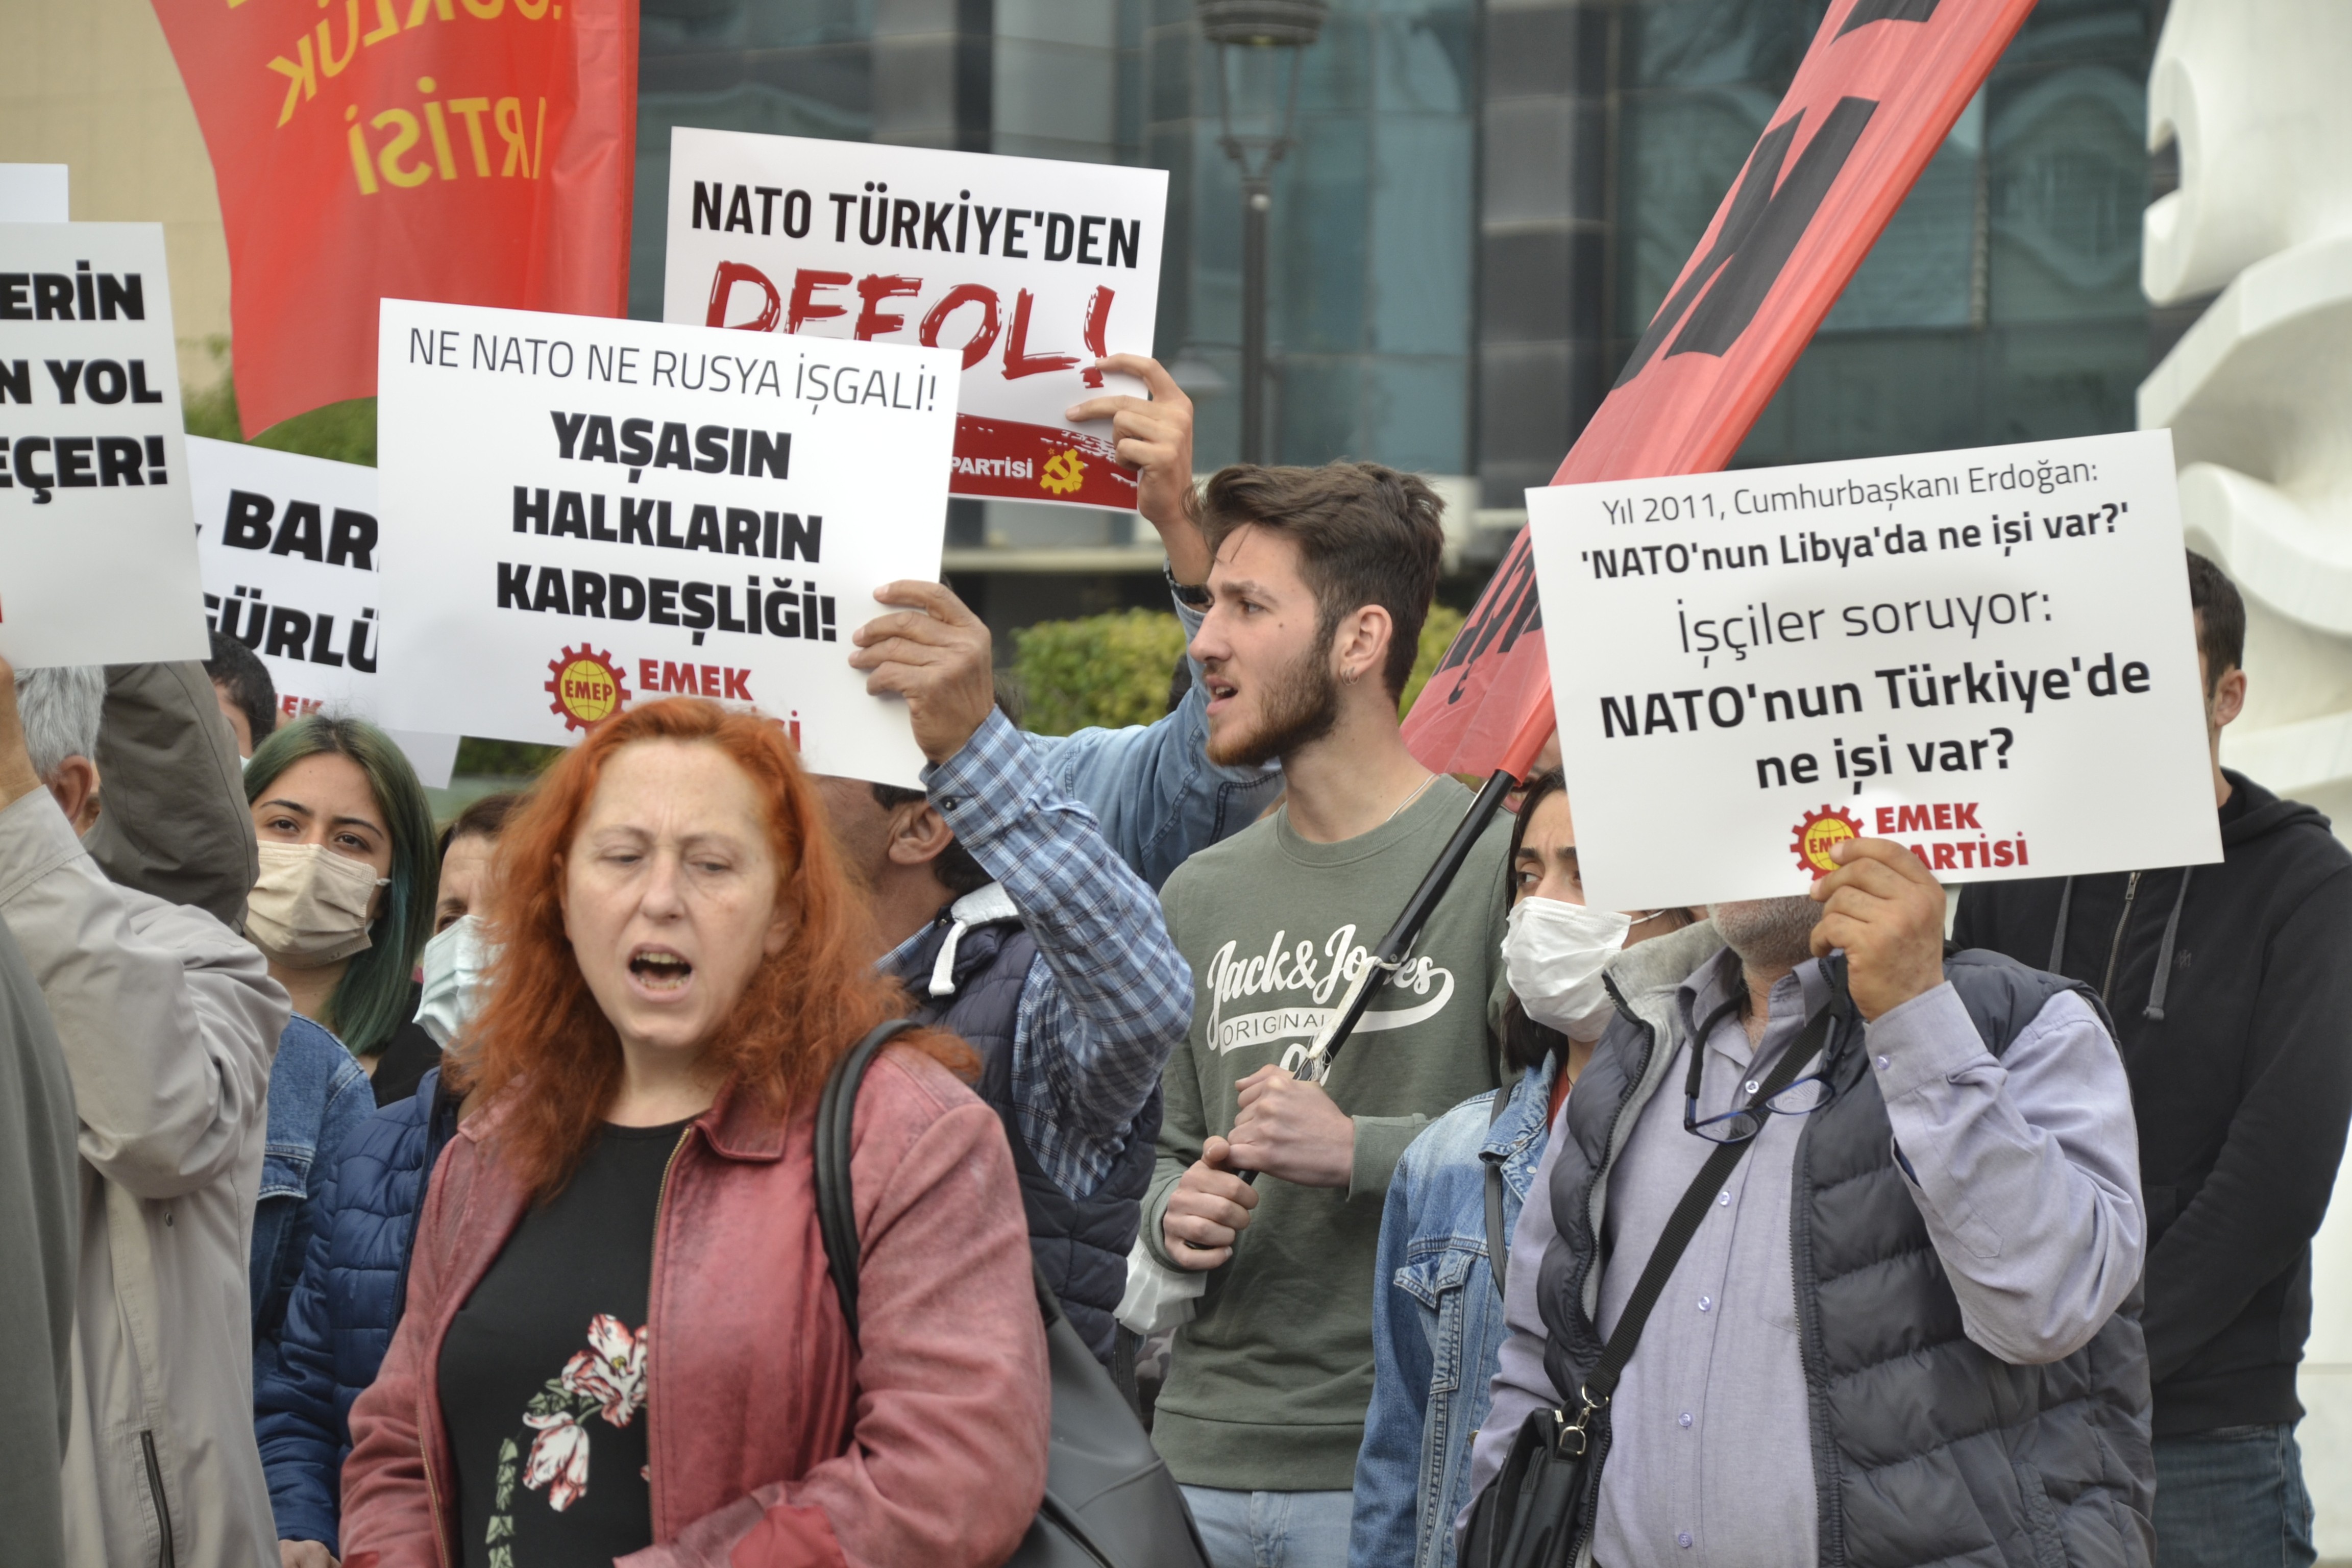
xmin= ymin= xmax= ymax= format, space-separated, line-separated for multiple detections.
xmin=926 ymin=709 xmax=1196 ymax=1199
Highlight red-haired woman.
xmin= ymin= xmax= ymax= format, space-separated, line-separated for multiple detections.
xmin=337 ymin=699 xmax=1049 ymax=1568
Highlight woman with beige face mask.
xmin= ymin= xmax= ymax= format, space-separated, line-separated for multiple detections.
xmin=241 ymin=716 xmax=438 ymax=1428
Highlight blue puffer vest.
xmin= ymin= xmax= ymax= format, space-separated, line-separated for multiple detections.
xmin=1536 ymin=948 xmax=2154 ymax=1567
xmin=253 ymin=1066 xmax=459 ymax=1553
xmin=886 ymin=894 xmax=1161 ymax=1363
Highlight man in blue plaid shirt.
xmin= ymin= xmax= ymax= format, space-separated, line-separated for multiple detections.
xmin=816 ymin=355 xmax=1277 ymax=1361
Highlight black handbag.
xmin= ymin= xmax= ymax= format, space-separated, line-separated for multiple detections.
xmin=815 ymin=1021 xmax=1215 ymax=1568
xmin=1460 ymin=1004 xmax=1834 ymax=1568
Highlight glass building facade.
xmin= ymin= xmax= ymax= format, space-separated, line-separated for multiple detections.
xmin=632 ymin=0 xmax=2164 ymax=620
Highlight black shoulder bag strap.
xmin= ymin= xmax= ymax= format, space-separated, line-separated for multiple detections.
xmin=814 ymin=1019 xmax=919 ymax=1343
xmin=1576 ymin=999 xmax=1829 ymax=1418
xmin=1469 ymin=994 xmax=1839 ymax=1568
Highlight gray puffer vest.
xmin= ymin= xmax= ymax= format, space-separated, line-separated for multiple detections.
xmin=1534 ymin=925 xmax=2154 ymax=1567
xmin=886 ymin=885 xmax=1159 ymax=1365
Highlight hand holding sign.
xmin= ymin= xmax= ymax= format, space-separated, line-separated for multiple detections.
xmin=1809 ymin=838 xmax=1948 ymax=1021
xmin=1065 ymin=353 xmax=1205 ymax=580
xmin=849 ymin=581 xmax=997 ymax=765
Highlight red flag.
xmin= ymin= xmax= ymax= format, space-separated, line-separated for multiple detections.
xmin=1403 ymin=0 xmax=2034 ymax=778
xmin=150 ymin=0 xmax=638 ymax=436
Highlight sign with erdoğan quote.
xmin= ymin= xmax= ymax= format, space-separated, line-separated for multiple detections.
xmin=188 ymin=437 xmax=459 ymax=787
xmin=663 ymin=129 xmax=1165 ymax=513
xmin=372 ymin=298 xmax=958 ymax=789
xmin=0 ymin=223 xmax=208 ymax=668
xmin=1530 ymin=429 xmax=2223 ymax=910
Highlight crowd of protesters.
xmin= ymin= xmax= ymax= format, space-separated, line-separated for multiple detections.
xmin=0 ymin=355 xmax=2344 ymax=1568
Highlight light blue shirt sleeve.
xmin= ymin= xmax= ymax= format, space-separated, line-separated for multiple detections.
xmin=1867 ymin=982 xmax=2146 ymax=1365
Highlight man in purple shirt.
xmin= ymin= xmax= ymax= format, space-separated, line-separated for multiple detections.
xmin=1468 ymin=837 xmax=2153 ymax=1568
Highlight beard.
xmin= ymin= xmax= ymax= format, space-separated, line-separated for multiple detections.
xmin=1205 ymin=639 xmax=1343 ymax=769
xmin=1708 ymin=896 xmax=1822 ymax=971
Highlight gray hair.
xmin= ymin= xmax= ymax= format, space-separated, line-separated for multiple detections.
xmin=14 ymin=667 xmax=104 ymax=782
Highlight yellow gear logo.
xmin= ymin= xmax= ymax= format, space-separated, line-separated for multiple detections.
xmin=1790 ymin=805 xmax=1864 ymax=879
xmin=545 ymin=645 xmax=629 ymax=732
xmin=1039 ymin=449 xmax=1086 ymax=496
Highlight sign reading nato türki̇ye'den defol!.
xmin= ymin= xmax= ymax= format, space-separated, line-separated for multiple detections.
xmin=1530 ymin=429 xmax=2222 ymax=911
xmin=374 ymin=299 xmax=959 ymax=789
xmin=662 ymin=129 xmax=1165 ymax=513
xmin=0 ymin=223 xmax=207 ymax=667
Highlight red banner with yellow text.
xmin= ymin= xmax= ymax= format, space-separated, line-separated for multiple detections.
xmin=1402 ymin=0 xmax=2035 ymax=779
xmin=150 ymin=0 xmax=636 ymax=436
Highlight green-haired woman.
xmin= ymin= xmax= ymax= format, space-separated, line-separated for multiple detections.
xmin=241 ymin=716 xmax=438 ymax=1367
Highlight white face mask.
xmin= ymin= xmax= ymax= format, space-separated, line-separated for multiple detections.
xmin=1502 ymin=897 xmax=1632 ymax=1042
xmin=416 ymin=914 xmax=493 ymax=1054
xmin=246 ymin=842 xmax=389 ymax=969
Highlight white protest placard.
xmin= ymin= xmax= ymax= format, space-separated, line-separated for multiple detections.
xmin=188 ymin=437 xmax=460 ymax=788
xmin=1530 ymin=429 xmax=2222 ymax=910
xmin=662 ymin=129 xmax=1165 ymax=513
xmin=374 ymin=299 xmax=960 ymax=788
xmin=0 ymin=223 xmax=206 ymax=667
xmin=0 ymin=167 xmax=68 ymax=223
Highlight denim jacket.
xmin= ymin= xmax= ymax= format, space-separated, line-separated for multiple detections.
xmin=1351 ymin=1061 xmax=1558 ymax=1568
xmin=1019 ymin=595 xmax=1281 ymax=890
xmin=250 ymin=1015 xmax=371 ymax=1372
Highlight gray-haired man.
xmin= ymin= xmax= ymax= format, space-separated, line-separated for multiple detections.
xmin=0 ymin=659 xmax=288 ymax=1568
xmin=1469 ymin=837 xmax=2154 ymax=1568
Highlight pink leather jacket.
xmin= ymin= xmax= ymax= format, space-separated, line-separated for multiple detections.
xmin=340 ymin=1045 xmax=1051 ymax=1568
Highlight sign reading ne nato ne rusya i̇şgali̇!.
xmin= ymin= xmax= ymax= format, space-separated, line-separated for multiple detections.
xmin=373 ymin=298 xmax=958 ymax=789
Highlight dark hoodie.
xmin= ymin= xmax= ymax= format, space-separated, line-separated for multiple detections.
xmin=1953 ymin=769 xmax=2352 ymax=1436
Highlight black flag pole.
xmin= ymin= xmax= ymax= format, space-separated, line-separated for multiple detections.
xmin=1235 ymin=765 xmax=1520 ymax=1185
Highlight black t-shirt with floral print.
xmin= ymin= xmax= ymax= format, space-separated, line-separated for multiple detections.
xmin=440 ymin=1118 xmax=687 ymax=1568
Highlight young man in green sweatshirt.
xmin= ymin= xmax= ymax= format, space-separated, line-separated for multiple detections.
xmin=1145 ymin=461 xmax=1512 ymax=1568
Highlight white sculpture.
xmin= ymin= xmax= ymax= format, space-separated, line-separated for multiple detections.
xmin=2138 ymin=1 xmax=2352 ymax=1550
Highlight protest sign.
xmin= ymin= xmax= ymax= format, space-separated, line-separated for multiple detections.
xmin=1403 ymin=0 xmax=2035 ymax=778
xmin=149 ymin=0 xmax=637 ymax=436
xmin=1530 ymin=429 xmax=2223 ymax=910
xmin=0 ymin=166 xmax=68 ymax=223
xmin=0 ymin=223 xmax=207 ymax=667
xmin=662 ymin=129 xmax=1165 ymax=513
xmin=373 ymin=299 xmax=960 ymax=788
xmin=188 ymin=437 xmax=459 ymax=788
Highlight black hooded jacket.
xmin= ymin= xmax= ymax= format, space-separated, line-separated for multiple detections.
xmin=1952 ymin=769 xmax=2352 ymax=1436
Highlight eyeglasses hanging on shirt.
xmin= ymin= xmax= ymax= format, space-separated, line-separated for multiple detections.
xmin=1682 ymin=991 xmax=1841 ymax=1145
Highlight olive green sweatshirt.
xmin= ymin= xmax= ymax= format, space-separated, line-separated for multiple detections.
xmin=1144 ymin=777 xmax=1512 ymax=1491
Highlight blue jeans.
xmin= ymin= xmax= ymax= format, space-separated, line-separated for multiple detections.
xmin=1183 ymin=1487 xmax=1353 ymax=1568
xmin=2153 ymin=1424 xmax=2315 ymax=1568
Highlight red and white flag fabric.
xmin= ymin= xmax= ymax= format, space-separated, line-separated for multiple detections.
xmin=150 ymin=0 xmax=638 ymax=436
xmin=1403 ymin=0 xmax=2037 ymax=778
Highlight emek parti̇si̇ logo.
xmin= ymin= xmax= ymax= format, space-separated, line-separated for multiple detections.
xmin=546 ymin=645 xmax=630 ymax=732
xmin=1790 ymin=805 xmax=1863 ymax=879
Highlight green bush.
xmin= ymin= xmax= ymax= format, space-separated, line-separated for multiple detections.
xmin=1015 ymin=609 xmax=1190 ymax=736
xmin=1012 ymin=601 xmax=1469 ymax=737
xmin=1403 ymin=605 xmax=1466 ymax=716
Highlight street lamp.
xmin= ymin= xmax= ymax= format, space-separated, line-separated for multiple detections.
xmin=1197 ymin=0 xmax=1327 ymax=464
